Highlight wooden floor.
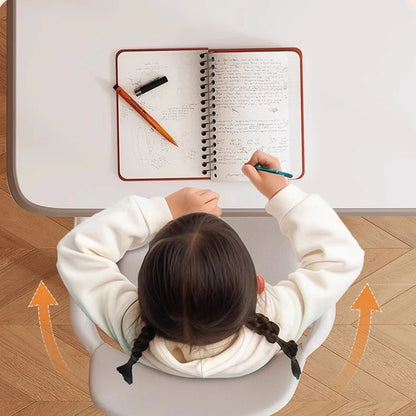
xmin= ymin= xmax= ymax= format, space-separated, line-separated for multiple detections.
xmin=1 ymin=3 xmax=416 ymax=415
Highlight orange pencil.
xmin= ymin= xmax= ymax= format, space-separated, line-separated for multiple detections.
xmin=113 ymin=84 xmax=178 ymax=147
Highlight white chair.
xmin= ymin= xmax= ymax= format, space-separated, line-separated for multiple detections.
xmin=69 ymin=216 xmax=336 ymax=416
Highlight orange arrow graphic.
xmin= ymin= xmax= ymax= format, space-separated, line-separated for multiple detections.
xmin=334 ymin=283 xmax=381 ymax=386
xmin=28 ymin=280 xmax=71 ymax=378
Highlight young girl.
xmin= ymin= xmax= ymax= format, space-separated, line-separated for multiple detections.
xmin=56 ymin=150 xmax=365 ymax=385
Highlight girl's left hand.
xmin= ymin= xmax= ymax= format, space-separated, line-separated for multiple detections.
xmin=165 ymin=187 xmax=221 ymax=219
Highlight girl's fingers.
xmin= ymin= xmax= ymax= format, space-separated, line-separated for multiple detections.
xmin=196 ymin=188 xmax=218 ymax=196
xmin=199 ymin=190 xmax=220 ymax=202
xmin=192 ymin=190 xmax=221 ymax=216
xmin=194 ymin=189 xmax=208 ymax=195
xmin=246 ymin=150 xmax=281 ymax=170
xmin=203 ymin=199 xmax=221 ymax=216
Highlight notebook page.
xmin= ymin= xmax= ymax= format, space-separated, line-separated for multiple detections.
xmin=211 ymin=51 xmax=290 ymax=182
xmin=117 ymin=50 xmax=205 ymax=179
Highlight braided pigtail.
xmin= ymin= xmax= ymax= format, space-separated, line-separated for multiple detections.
xmin=116 ymin=325 xmax=156 ymax=385
xmin=246 ymin=313 xmax=301 ymax=380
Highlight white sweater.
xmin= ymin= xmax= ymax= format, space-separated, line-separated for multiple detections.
xmin=56 ymin=184 xmax=365 ymax=378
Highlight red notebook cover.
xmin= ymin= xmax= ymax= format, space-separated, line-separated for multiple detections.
xmin=115 ymin=47 xmax=304 ymax=182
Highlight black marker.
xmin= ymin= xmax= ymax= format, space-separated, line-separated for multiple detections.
xmin=134 ymin=76 xmax=168 ymax=96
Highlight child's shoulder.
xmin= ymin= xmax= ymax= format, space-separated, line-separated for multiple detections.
xmin=256 ymin=281 xmax=303 ymax=342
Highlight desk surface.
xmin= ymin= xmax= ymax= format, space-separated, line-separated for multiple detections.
xmin=7 ymin=0 xmax=416 ymax=216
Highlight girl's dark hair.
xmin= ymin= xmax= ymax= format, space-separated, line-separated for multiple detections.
xmin=117 ymin=212 xmax=301 ymax=384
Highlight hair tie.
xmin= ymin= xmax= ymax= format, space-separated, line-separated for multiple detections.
xmin=290 ymin=356 xmax=301 ymax=380
xmin=245 ymin=314 xmax=302 ymax=380
xmin=116 ymin=355 xmax=139 ymax=385
xmin=116 ymin=325 xmax=156 ymax=385
xmin=278 ymin=338 xmax=301 ymax=379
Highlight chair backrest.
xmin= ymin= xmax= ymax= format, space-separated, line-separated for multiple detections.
xmin=69 ymin=297 xmax=335 ymax=416
xmin=69 ymin=216 xmax=336 ymax=416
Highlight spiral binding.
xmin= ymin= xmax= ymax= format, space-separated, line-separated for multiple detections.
xmin=199 ymin=52 xmax=217 ymax=177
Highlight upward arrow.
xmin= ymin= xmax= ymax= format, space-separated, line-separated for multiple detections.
xmin=334 ymin=283 xmax=381 ymax=386
xmin=28 ymin=280 xmax=70 ymax=376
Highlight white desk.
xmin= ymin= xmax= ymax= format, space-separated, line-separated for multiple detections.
xmin=8 ymin=0 xmax=416 ymax=216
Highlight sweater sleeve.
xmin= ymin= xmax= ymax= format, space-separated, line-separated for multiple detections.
xmin=264 ymin=184 xmax=365 ymax=341
xmin=56 ymin=195 xmax=173 ymax=351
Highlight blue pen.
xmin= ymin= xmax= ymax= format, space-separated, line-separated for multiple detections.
xmin=254 ymin=164 xmax=293 ymax=178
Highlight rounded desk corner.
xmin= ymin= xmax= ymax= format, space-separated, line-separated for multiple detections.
xmin=6 ymin=157 xmax=102 ymax=217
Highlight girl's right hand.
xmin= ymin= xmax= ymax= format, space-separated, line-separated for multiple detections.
xmin=241 ymin=150 xmax=289 ymax=200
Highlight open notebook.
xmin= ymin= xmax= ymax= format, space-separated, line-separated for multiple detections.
xmin=115 ymin=48 xmax=304 ymax=181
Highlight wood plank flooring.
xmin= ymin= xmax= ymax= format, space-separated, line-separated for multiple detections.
xmin=1 ymin=3 xmax=415 ymax=415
